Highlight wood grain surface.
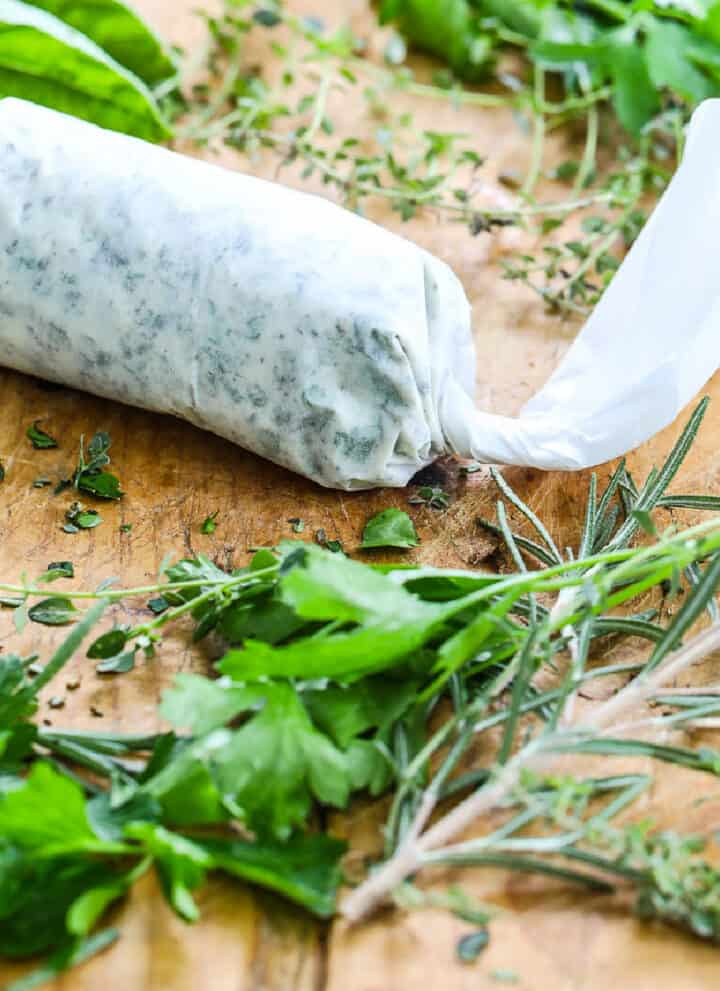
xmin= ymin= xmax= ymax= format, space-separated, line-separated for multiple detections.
xmin=2 ymin=1 xmax=720 ymax=988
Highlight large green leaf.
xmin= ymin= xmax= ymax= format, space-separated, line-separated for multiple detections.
xmin=201 ymin=832 xmax=346 ymax=918
xmin=0 ymin=763 xmax=109 ymax=856
xmin=0 ymin=0 xmax=171 ymax=141
xmin=380 ymin=0 xmax=492 ymax=78
xmin=28 ymin=0 xmax=176 ymax=84
xmin=603 ymin=28 xmax=660 ymax=135
xmin=0 ymin=845 xmax=121 ymax=957
xmin=210 ymin=684 xmax=350 ymax=840
xmin=645 ymin=20 xmax=712 ymax=104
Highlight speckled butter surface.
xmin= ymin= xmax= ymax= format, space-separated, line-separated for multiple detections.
xmin=0 ymin=98 xmax=474 ymax=489
xmin=1 ymin=98 xmax=716 ymax=488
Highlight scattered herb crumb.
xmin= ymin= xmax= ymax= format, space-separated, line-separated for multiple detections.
xmin=315 ymin=529 xmax=344 ymax=553
xmin=409 ymin=486 xmax=450 ymax=510
xmin=491 ymin=971 xmax=519 ymax=984
xmin=147 ymin=596 xmax=170 ymax=615
xmin=252 ymin=7 xmax=281 ymax=26
xmin=27 ymin=662 xmax=44 ymax=677
xmin=74 ymin=432 xmax=123 ymax=500
xmin=120 ymin=523 xmax=133 ymax=533
xmin=33 ymin=477 xmax=52 ymax=488
xmin=288 ymin=517 xmax=305 ymax=533
xmin=27 ymin=420 xmax=58 ymax=449
xmin=28 ymin=597 xmax=78 ymax=626
xmin=201 ymin=511 xmax=219 ymax=535
xmin=65 ymin=677 xmax=81 ymax=691
xmin=87 ymin=628 xmax=130 ymax=660
xmin=96 ymin=652 xmax=136 ymax=675
xmin=457 ymin=929 xmax=489 ymax=963
xmin=0 ymin=462 xmax=4 ymax=482
xmin=90 ymin=705 xmax=104 ymax=718
xmin=361 ymin=508 xmax=419 ymax=550
xmin=48 ymin=696 xmax=65 ymax=710
xmin=64 ymin=502 xmax=103 ymax=532
xmin=45 ymin=561 xmax=74 ymax=580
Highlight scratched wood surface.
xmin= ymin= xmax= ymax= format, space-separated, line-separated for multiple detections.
xmin=2 ymin=1 xmax=720 ymax=988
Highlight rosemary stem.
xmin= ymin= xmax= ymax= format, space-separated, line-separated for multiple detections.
xmin=341 ymin=622 xmax=720 ymax=923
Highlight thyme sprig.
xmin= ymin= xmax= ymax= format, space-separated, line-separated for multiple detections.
xmin=180 ymin=2 xmax=620 ymax=234
xmin=178 ymin=2 xmax=696 ymax=315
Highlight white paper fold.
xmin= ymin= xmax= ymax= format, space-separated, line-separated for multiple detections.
xmin=443 ymin=99 xmax=720 ymax=470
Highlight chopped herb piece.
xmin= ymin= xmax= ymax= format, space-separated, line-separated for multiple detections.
xmin=65 ymin=503 xmax=103 ymax=530
xmin=361 ymin=508 xmax=419 ymax=549
xmin=288 ymin=517 xmax=306 ymax=533
xmin=28 ymin=597 xmax=78 ymax=626
xmin=491 ymin=972 xmax=519 ymax=984
xmin=78 ymin=472 xmax=123 ymax=499
xmin=120 ymin=523 xmax=133 ymax=533
xmin=253 ymin=8 xmax=282 ymax=27
xmin=90 ymin=706 xmax=104 ymax=718
xmin=0 ymin=461 xmax=4 ymax=481
xmin=33 ymin=476 xmax=52 ymax=488
xmin=48 ymin=696 xmax=65 ymax=709
xmin=66 ymin=677 xmax=81 ymax=691
xmin=44 ymin=561 xmax=75 ymax=580
xmin=96 ymin=651 xmax=136 ymax=675
xmin=75 ymin=512 xmax=102 ymax=529
xmin=0 ymin=595 xmax=24 ymax=607
xmin=456 ymin=928 xmax=490 ymax=963
xmin=27 ymin=420 xmax=58 ymax=449
xmin=409 ymin=486 xmax=450 ymax=510
xmin=87 ymin=629 xmax=129 ymax=659
xmin=73 ymin=432 xmax=123 ymax=501
xmin=200 ymin=511 xmax=219 ymax=535
xmin=147 ymin=596 xmax=170 ymax=615
xmin=315 ymin=529 xmax=344 ymax=553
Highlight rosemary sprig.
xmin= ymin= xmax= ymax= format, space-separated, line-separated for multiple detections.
xmin=342 ymin=401 xmax=720 ymax=922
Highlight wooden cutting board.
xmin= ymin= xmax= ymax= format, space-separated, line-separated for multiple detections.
xmin=2 ymin=2 xmax=720 ymax=988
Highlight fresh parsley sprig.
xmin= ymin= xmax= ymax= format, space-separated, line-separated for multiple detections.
xmin=4 ymin=402 xmax=720 ymax=981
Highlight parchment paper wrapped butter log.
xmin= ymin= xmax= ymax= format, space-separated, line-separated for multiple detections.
xmin=0 ymin=97 xmax=717 ymax=489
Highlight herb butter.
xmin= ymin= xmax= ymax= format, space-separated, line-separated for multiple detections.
xmin=0 ymin=98 xmax=716 ymax=488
